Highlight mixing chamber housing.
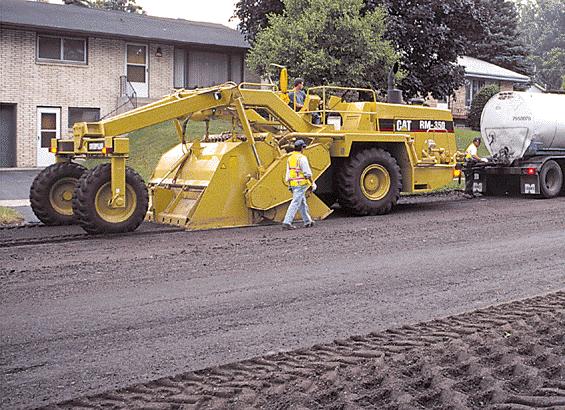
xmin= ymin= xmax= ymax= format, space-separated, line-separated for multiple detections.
xmin=480 ymin=91 xmax=565 ymax=163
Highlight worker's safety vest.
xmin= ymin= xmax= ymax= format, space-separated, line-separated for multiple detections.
xmin=287 ymin=152 xmax=309 ymax=187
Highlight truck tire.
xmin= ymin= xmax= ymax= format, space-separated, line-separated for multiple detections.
xmin=72 ymin=163 xmax=148 ymax=234
xmin=336 ymin=148 xmax=402 ymax=215
xmin=30 ymin=162 xmax=86 ymax=225
xmin=539 ymin=160 xmax=563 ymax=198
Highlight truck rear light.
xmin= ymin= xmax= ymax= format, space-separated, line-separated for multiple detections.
xmin=526 ymin=167 xmax=536 ymax=175
xmin=101 ymin=147 xmax=113 ymax=154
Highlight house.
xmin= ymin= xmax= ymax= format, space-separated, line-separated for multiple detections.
xmin=0 ymin=0 xmax=252 ymax=168
xmin=449 ymin=56 xmax=530 ymax=123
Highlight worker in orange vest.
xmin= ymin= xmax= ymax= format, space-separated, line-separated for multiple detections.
xmin=282 ymin=139 xmax=316 ymax=229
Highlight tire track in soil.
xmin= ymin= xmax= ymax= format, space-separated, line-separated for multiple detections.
xmin=45 ymin=291 xmax=565 ymax=409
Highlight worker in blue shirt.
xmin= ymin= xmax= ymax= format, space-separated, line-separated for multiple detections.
xmin=288 ymin=78 xmax=306 ymax=111
xmin=289 ymin=77 xmax=320 ymax=124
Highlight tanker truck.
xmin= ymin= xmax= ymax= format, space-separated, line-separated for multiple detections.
xmin=464 ymin=91 xmax=565 ymax=198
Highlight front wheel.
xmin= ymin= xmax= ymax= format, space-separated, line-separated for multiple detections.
xmin=72 ymin=163 xmax=148 ymax=234
xmin=30 ymin=162 xmax=86 ymax=225
xmin=336 ymin=148 xmax=402 ymax=215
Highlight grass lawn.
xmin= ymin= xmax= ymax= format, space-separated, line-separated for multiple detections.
xmin=85 ymin=119 xmax=230 ymax=181
xmin=0 ymin=206 xmax=24 ymax=226
xmin=455 ymin=127 xmax=490 ymax=156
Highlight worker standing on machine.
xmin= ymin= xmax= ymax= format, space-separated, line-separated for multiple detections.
xmin=282 ymin=139 xmax=316 ymax=229
xmin=289 ymin=77 xmax=321 ymax=124
xmin=464 ymin=136 xmax=487 ymax=198
xmin=288 ymin=78 xmax=306 ymax=111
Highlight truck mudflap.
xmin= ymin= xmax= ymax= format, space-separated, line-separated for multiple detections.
xmin=471 ymin=170 xmax=486 ymax=195
xmin=520 ymin=174 xmax=540 ymax=195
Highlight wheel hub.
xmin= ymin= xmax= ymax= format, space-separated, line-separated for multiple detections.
xmin=49 ymin=177 xmax=77 ymax=216
xmin=94 ymin=182 xmax=137 ymax=224
xmin=545 ymin=168 xmax=556 ymax=189
xmin=360 ymin=164 xmax=391 ymax=201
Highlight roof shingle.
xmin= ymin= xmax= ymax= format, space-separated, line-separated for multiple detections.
xmin=0 ymin=0 xmax=248 ymax=49
xmin=458 ymin=56 xmax=529 ymax=83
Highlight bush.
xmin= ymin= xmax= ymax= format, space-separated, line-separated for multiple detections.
xmin=468 ymin=84 xmax=500 ymax=130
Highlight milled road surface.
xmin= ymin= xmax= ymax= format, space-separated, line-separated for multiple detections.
xmin=1 ymin=193 xmax=565 ymax=409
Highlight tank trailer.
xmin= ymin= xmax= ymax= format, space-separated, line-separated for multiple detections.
xmin=462 ymin=92 xmax=565 ymax=198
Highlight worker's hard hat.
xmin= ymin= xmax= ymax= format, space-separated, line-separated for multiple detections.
xmin=473 ymin=137 xmax=481 ymax=143
xmin=294 ymin=139 xmax=307 ymax=149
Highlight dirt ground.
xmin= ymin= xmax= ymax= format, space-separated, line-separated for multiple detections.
xmin=1 ymin=192 xmax=565 ymax=409
xmin=54 ymin=291 xmax=565 ymax=409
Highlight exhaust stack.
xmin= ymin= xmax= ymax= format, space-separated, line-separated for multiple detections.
xmin=387 ymin=62 xmax=403 ymax=104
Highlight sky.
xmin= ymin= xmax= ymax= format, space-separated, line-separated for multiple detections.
xmin=136 ymin=0 xmax=239 ymax=28
xmin=47 ymin=0 xmax=240 ymax=28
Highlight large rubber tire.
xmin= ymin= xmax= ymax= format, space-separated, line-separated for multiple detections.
xmin=72 ymin=163 xmax=148 ymax=234
xmin=539 ymin=160 xmax=563 ymax=199
xmin=30 ymin=162 xmax=86 ymax=225
xmin=336 ymin=148 xmax=402 ymax=215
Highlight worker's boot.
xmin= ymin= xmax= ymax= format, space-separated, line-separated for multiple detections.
xmin=282 ymin=223 xmax=296 ymax=230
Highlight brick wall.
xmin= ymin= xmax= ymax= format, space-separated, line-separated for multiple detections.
xmin=449 ymin=79 xmax=516 ymax=121
xmin=0 ymin=28 xmax=174 ymax=167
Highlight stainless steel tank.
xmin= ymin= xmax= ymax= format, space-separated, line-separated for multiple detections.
xmin=480 ymin=91 xmax=565 ymax=163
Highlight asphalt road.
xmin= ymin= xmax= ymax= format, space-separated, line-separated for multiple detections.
xmin=1 ymin=193 xmax=565 ymax=409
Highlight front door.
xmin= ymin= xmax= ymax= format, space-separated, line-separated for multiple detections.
xmin=37 ymin=107 xmax=60 ymax=167
xmin=126 ymin=43 xmax=148 ymax=98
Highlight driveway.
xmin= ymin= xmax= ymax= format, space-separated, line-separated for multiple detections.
xmin=0 ymin=169 xmax=42 ymax=223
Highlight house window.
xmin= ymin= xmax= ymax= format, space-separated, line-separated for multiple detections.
xmin=68 ymin=107 xmax=100 ymax=128
xmin=465 ymin=79 xmax=486 ymax=108
xmin=37 ymin=35 xmax=87 ymax=63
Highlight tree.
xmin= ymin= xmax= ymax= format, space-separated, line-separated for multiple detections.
xmin=247 ymin=0 xmax=397 ymax=90
xmin=64 ymin=0 xmax=144 ymax=14
xmin=234 ymin=0 xmax=284 ymax=42
xmin=466 ymin=0 xmax=531 ymax=75
xmin=372 ymin=0 xmax=486 ymax=98
xmin=518 ymin=0 xmax=565 ymax=90
xmin=237 ymin=0 xmax=532 ymax=98
xmin=468 ymin=84 xmax=499 ymax=130
xmin=237 ymin=0 xmax=481 ymax=98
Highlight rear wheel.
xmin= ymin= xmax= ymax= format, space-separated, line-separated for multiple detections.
xmin=539 ymin=160 xmax=563 ymax=199
xmin=72 ymin=163 xmax=148 ymax=234
xmin=336 ymin=148 xmax=402 ymax=215
xmin=30 ymin=162 xmax=86 ymax=225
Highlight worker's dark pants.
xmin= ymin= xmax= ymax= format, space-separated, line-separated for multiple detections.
xmin=464 ymin=170 xmax=474 ymax=195
xmin=464 ymin=160 xmax=478 ymax=195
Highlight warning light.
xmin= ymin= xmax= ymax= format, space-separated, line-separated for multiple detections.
xmin=526 ymin=167 xmax=536 ymax=175
xmin=453 ymin=169 xmax=461 ymax=178
xmin=49 ymin=147 xmax=57 ymax=154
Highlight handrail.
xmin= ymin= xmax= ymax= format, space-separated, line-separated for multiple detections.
xmin=238 ymin=82 xmax=279 ymax=91
xmin=307 ymin=85 xmax=377 ymax=103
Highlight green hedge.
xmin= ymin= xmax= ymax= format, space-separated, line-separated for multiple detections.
xmin=468 ymin=84 xmax=500 ymax=131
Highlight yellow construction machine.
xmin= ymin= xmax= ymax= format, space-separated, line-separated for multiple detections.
xmin=30 ymin=67 xmax=457 ymax=234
